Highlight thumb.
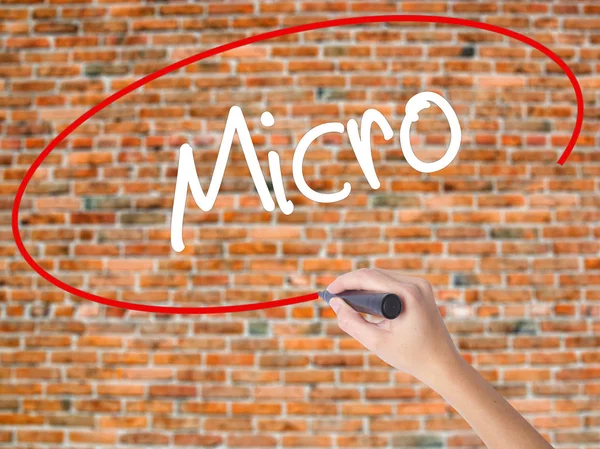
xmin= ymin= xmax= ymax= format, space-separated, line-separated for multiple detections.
xmin=330 ymin=297 xmax=384 ymax=351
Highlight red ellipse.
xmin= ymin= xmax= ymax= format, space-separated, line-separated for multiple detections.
xmin=12 ymin=15 xmax=584 ymax=314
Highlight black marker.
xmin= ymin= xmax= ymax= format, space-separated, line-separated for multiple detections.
xmin=319 ymin=290 xmax=403 ymax=319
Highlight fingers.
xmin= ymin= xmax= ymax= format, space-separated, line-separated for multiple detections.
xmin=330 ymin=296 xmax=384 ymax=351
xmin=364 ymin=314 xmax=386 ymax=324
xmin=371 ymin=268 xmax=430 ymax=291
xmin=327 ymin=268 xmax=400 ymax=294
xmin=327 ymin=268 xmax=424 ymax=311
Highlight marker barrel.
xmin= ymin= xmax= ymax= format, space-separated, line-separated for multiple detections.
xmin=320 ymin=290 xmax=403 ymax=319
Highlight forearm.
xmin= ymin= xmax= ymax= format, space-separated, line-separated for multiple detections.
xmin=426 ymin=355 xmax=553 ymax=449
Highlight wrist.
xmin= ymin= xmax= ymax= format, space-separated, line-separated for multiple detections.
xmin=417 ymin=348 xmax=470 ymax=393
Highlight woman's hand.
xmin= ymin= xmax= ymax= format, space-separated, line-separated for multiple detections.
xmin=327 ymin=268 xmax=554 ymax=449
xmin=327 ymin=268 xmax=460 ymax=385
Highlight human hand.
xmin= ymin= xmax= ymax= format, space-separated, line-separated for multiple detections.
xmin=328 ymin=269 xmax=555 ymax=449
xmin=327 ymin=268 xmax=461 ymax=385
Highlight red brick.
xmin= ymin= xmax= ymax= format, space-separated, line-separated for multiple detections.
xmin=1 ymin=4 xmax=598 ymax=446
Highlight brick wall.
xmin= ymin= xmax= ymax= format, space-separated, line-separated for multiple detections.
xmin=2 ymin=1 xmax=600 ymax=448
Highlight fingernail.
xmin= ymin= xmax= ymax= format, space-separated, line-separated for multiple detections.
xmin=329 ymin=297 xmax=341 ymax=314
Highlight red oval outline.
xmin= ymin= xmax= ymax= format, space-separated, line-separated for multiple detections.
xmin=12 ymin=15 xmax=584 ymax=314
